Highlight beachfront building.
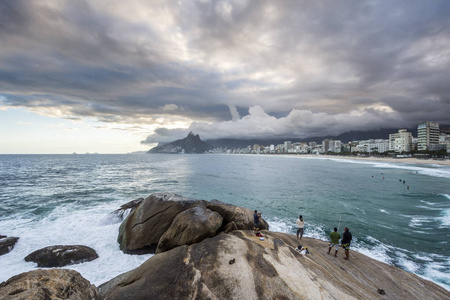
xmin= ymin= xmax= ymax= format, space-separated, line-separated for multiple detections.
xmin=389 ymin=129 xmax=412 ymax=153
xmin=418 ymin=122 xmax=440 ymax=151
xmin=322 ymin=139 xmax=342 ymax=153
xmin=356 ymin=139 xmax=390 ymax=153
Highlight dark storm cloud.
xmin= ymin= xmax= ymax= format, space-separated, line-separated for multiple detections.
xmin=1 ymin=0 xmax=449 ymax=142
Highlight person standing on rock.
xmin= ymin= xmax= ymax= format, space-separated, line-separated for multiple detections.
xmin=341 ymin=227 xmax=352 ymax=260
xmin=254 ymin=210 xmax=261 ymax=233
xmin=296 ymin=215 xmax=304 ymax=240
xmin=328 ymin=227 xmax=340 ymax=257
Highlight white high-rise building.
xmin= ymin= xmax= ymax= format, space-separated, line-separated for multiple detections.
xmin=389 ymin=129 xmax=412 ymax=153
xmin=417 ymin=122 xmax=439 ymax=151
xmin=322 ymin=139 xmax=341 ymax=153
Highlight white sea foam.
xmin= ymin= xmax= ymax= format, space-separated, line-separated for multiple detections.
xmin=266 ymin=217 xmax=328 ymax=241
xmin=439 ymin=208 xmax=450 ymax=227
xmin=321 ymin=157 xmax=450 ymax=179
xmin=398 ymin=253 xmax=420 ymax=273
xmin=415 ymin=205 xmax=442 ymax=211
xmin=352 ymin=236 xmax=394 ymax=265
xmin=402 ymin=215 xmax=434 ymax=228
xmin=379 ymin=209 xmax=391 ymax=214
xmin=419 ymin=200 xmax=438 ymax=206
xmin=422 ymin=258 xmax=450 ymax=291
xmin=0 ymin=201 xmax=152 ymax=286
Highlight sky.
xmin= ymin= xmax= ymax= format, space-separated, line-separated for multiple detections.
xmin=1 ymin=0 xmax=450 ymax=154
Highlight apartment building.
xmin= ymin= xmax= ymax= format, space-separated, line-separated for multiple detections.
xmin=417 ymin=122 xmax=439 ymax=151
xmin=389 ymin=129 xmax=412 ymax=153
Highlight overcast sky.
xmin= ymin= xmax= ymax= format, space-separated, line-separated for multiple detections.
xmin=1 ymin=0 xmax=449 ymax=153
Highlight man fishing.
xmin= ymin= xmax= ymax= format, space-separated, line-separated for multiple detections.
xmin=341 ymin=227 xmax=352 ymax=260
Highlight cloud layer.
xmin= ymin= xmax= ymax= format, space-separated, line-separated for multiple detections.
xmin=1 ymin=0 xmax=449 ymax=143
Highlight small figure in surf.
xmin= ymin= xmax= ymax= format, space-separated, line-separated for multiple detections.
xmin=296 ymin=215 xmax=305 ymax=240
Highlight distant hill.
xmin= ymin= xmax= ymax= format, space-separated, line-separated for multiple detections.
xmin=205 ymin=127 xmax=420 ymax=149
xmin=148 ymin=132 xmax=213 ymax=154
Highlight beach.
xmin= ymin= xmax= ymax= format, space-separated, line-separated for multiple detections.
xmin=310 ymin=154 xmax=450 ymax=166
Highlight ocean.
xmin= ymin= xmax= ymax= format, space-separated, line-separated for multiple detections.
xmin=0 ymin=154 xmax=449 ymax=290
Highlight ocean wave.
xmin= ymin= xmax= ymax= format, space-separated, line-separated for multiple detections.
xmin=420 ymin=200 xmax=439 ymax=206
xmin=439 ymin=208 xmax=450 ymax=227
xmin=0 ymin=202 xmax=152 ymax=286
xmin=415 ymin=205 xmax=442 ymax=211
xmin=320 ymin=157 xmax=450 ymax=179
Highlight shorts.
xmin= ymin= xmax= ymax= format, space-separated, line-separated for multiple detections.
xmin=254 ymin=222 xmax=260 ymax=229
xmin=329 ymin=243 xmax=339 ymax=251
xmin=297 ymin=228 xmax=304 ymax=235
xmin=342 ymin=243 xmax=351 ymax=250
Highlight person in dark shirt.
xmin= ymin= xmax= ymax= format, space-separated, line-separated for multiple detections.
xmin=253 ymin=210 xmax=261 ymax=233
xmin=341 ymin=227 xmax=352 ymax=260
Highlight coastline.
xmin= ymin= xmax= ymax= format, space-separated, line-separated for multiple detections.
xmin=300 ymin=154 xmax=450 ymax=166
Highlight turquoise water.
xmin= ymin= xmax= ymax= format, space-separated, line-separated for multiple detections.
xmin=0 ymin=154 xmax=449 ymax=289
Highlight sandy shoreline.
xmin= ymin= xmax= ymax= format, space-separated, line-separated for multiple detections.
xmin=300 ymin=154 xmax=450 ymax=166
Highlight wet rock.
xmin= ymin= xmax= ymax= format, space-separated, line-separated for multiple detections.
xmin=0 ymin=236 xmax=19 ymax=256
xmin=155 ymin=206 xmax=223 ymax=253
xmin=117 ymin=193 xmax=206 ymax=254
xmin=24 ymin=245 xmax=98 ymax=267
xmin=0 ymin=269 xmax=99 ymax=300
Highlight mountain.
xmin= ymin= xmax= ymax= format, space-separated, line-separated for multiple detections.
xmin=148 ymin=132 xmax=213 ymax=154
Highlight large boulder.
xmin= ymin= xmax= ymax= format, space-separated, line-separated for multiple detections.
xmin=117 ymin=193 xmax=269 ymax=254
xmin=156 ymin=206 xmax=223 ymax=253
xmin=207 ymin=199 xmax=269 ymax=230
xmin=0 ymin=269 xmax=99 ymax=300
xmin=101 ymin=230 xmax=450 ymax=300
xmin=0 ymin=236 xmax=19 ymax=256
xmin=24 ymin=245 xmax=98 ymax=267
xmin=117 ymin=193 xmax=206 ymax=254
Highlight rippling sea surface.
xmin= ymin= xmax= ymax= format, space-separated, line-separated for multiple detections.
xmin=0 ymin=154 xmax=449 ymax=289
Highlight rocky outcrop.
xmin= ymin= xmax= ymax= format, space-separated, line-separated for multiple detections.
xmin=207 ymin=199 xmax=269 ymax=230
xmin=118 ymin=193 xmax=206 ymax=254
xmin=148 ymin=132 xmax=213 ymax=154
xmin=101 ymin=230 xmax=450 ymax=300
xmin=156 ymin=206 xmax=223 ymax=253
xmin=24 ymin=245 xmax=99 ymax=267
xmin=117 ymin=193 xmax=269 ymax=254
xmin=0 ymin=236 xmax=19 ymax=256
xmin=0 ymin=269 xmax=99 ymax=300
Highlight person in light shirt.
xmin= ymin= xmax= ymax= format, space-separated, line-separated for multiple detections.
xmin=296 ymin=215 xmax=304 ymax=240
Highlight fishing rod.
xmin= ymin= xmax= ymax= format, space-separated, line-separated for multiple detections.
xmin=338 ymin=214 xmax=342 ymax=231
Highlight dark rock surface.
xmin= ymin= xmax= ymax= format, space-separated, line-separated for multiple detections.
xmin=117 ymin=193 xmax=268 ymax=254
xmin=101 ymin=230 xmax=450 ymax=300
xmin=0 ymin=269 xmax=99 ymax=300
xmin=156 ymin=206 xmax=223 ymax=253
xmin=117 ymin=193 xmax=206 ymax=254
xmin=0 ymin=236 xmax=19 ymax=256
xmin=24 ymin=245 xmax=98 ymax=267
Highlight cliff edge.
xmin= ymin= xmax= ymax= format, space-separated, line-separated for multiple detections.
xmin=101 ymin=230 xmax=449 ymax=300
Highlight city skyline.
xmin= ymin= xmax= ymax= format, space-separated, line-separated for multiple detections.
xmin=1 ymin=1 xmax=450 ymax=154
